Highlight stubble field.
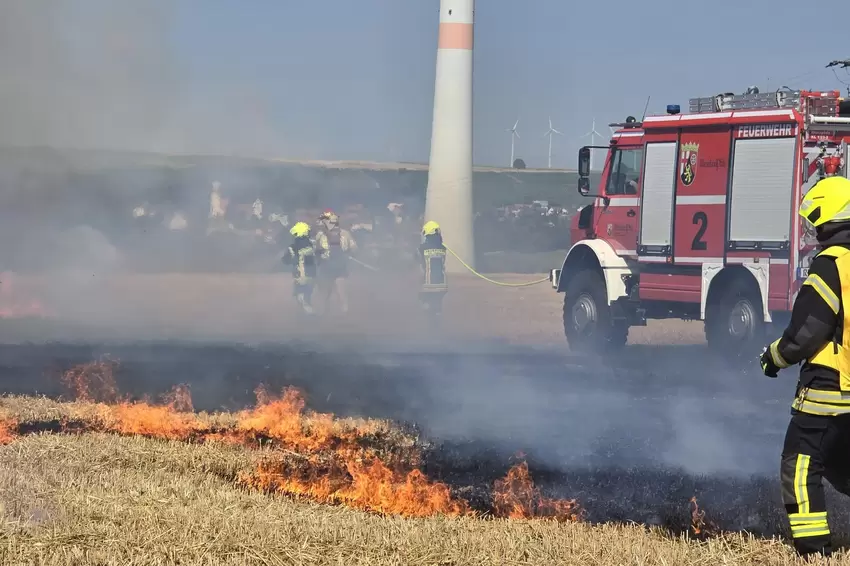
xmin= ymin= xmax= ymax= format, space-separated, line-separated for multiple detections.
xmin=0 ymin=271 xmax=827 ymax=565
xmin=0 ymin=389 xmax=808 ymax=566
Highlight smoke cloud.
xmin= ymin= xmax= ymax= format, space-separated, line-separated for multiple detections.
xmin=0 ymin=0 xmax=811 ymax=538
xmin=0 ymin=0 xmax=179 ymax=152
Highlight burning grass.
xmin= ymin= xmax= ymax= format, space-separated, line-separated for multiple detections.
xmin=0 ymin=431 xmax=821 ymax=565
xmin=2 ymin=361 xmax=580 ymax=523
xmin=0 ymin=360 xmax=830 ymax=564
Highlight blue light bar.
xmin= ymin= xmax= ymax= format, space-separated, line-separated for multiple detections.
xmin=666 ymin=104 xmax=681 ymax=115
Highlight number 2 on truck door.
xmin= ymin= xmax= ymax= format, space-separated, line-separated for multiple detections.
xmin=672 ymin=127 xmax=729 ymax=264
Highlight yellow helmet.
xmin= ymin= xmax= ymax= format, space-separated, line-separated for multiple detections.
xmin=422 ymin=220 xmax=440 ymax=236
xmin=290 ymin=221 xmax=310 ymax=237
xmin=799 ymin=176 xmax=850 ymax=227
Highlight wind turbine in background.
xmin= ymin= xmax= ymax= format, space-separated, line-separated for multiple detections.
xmin=506 ymin=119 xmax=520 ymax=167
xmin=543 ymin=116 xmax=563 ymax=169
xmin=579 ymin=118 xmax=603 ymax=172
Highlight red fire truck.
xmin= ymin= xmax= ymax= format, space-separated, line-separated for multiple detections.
xmin=550 ymin=87 xmax=850 ymax=356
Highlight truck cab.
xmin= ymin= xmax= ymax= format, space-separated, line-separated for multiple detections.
xmin=551 ymin=89 xmax=850 ymax=356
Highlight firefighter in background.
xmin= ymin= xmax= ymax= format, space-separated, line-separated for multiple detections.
xmin=760 ymin=175 xmax=850 ymax=558
xmin=417 ymin=221 xmax=448 ymax=317
xmin=281 ymin=222 xmax=317 ymax=314
xmin=314 ymin=210 xmax=357 ymax=313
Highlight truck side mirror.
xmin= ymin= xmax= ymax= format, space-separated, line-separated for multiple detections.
xmin=578 ymin=147 xmax=591 ymax=177
xmin=578 ymin=177 xmax=590 ymax=196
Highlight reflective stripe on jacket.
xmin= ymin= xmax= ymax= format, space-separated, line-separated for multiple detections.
xmin=770 ymin=245 xmax=850 ymax=415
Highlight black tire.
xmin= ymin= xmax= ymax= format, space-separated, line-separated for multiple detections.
xmin=563 ymin=269 xmax=628 ymax=353
xmin=705 ymin=277 xmax=765 ymax=359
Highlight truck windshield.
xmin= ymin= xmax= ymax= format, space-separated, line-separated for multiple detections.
xmin=605 ymin=147 xmax=644 ymax=196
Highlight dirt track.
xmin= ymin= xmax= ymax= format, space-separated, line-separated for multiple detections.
xmin=0 ymin=270 xmax=706 ymax=347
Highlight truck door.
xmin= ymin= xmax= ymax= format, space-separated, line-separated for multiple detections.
xmin=728 ymin=127 xmax=797 ymax=249
xmin=672 ymin=127 xmax=730 ymax=264
xmin=595 ymin=143 xmax=644 ymax=255
xmin=637 ymin=139 xmax=678 ymax=260
xmin=728 ymin=123 xmax=798 ymax=309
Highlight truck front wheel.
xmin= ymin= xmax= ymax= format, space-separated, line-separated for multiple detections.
xmin=705 ymin=278 xmax=765 ymax=359
xmin=563 ymin=269 xmax=628 ymax=353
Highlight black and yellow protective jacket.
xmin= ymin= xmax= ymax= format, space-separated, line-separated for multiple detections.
xmin=418 ymin=233 xmax=447 ymax=292
xmin=282 ymin=235 xmax=317 ymax=284
xmin=767 ymin=223 xmax=850 ymax=416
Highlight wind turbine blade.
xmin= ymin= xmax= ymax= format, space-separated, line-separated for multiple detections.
xmin=552 ymin=129 xmax=562 ymax=135
xmin=515 ymin=132 xmax=521 ymax=139
xmin=548 ymin=117 xmax=553 ymax=129
xmin=513 ymin=119 xmax=519 ymax=129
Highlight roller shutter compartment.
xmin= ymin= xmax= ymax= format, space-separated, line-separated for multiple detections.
xmin=728 ymin=137 xmax=796 ymax=245
xmin=638 ymin=142 xmax=677 ymax=251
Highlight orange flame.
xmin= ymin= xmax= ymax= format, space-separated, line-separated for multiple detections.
xmin=104 ymin=385 xmax=208 ymax=441
xmin=240 ymin=456 xmax=469 ymax=517
xmin=237 ymin=387 xmax=344 ymax=451
xmin=107 ymin=402 xmax=204 ymax=440
xmin=233 ymin=387 xmax=469 ymax=517
xmin=689 ymin=496 xmax=717 ymax=536
xmin=493 ymin=461 xmax=581 ymax=522
xmin=54 ymin=364 xmax=586 ymax=521
xmin=61 ymin=358 xmax=120 ymax=403
xmin=163 ymin=383 xmax=194 ymax=413
xmin=0 ymin=418 xmax=17 ymax=445
xmin=343 ymin=460 xmax=467 ymax=517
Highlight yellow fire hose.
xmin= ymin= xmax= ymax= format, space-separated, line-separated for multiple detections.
xmin=344 ymin=244 xmax=550 ymax=287
xmin=443 ymin=245 xmax=550 ymax=288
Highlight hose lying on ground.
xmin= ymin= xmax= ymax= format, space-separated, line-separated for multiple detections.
xmin=343 ymin=244 xmax=550 ymax=287
xmin=443 ymin=245 xmax=550 ymax=288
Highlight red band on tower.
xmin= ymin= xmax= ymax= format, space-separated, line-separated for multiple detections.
xmin=438 ymin=23 xmax=473 ymax=50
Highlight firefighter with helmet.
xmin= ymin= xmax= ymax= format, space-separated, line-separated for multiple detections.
xmin=417 ymin=221 xmax=448 ymax=317
xmin=760 ymin=175 xmax=850 ymax=558
xmin=282 ymin=221 xmax=317 ymax=314
xmin=314 ymin=209 xmax=357 ymax=313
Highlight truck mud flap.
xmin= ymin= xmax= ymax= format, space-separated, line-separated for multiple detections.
xmin=611 ymin=299 xmax=646 ymax=326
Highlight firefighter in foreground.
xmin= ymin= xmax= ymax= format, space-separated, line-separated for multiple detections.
xmin=417 ymin=221 xmax=448 ymax=317
xmin=281 ymin=221 xmax=317 ymax=314
xmin=314 ymin=210 xmax=357 ymax=313
xmin=760 ymin=175 xmax=850 ymax=558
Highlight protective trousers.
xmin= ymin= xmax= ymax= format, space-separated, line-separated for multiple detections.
xmin=419 ymin=291 xmax=445 ymax=315
xmin=781 ymin=411 xmax=850 ymax=556
xmin=293 ymin=282 xmax=314 ymax=314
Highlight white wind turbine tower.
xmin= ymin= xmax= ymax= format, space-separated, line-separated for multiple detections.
xmin=580 ymin=118 xmax=603 ymax=171
xmin=543 ymin=116 xmax=563 ymax=169
xmin=506 ymin=119 xmax=520 ymax=167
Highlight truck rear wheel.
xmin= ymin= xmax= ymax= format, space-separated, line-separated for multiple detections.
xmin=705 ymin=278 xmax=764 ymax=359
xmin=563 ymin=269 xmax=628 ymax=353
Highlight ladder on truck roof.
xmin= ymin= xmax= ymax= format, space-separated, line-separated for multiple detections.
xmin=690 ymin=89 xmax=841 ymax=115
xmin=689 ymin=88 xmax=850 ymax=131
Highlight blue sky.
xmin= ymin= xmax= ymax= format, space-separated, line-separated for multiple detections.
xmin=3 ymin=0 xmax=849 ymax=168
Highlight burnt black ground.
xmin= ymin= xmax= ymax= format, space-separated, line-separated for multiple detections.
xmin=1 ymin=325 xmax=847 ymax=540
